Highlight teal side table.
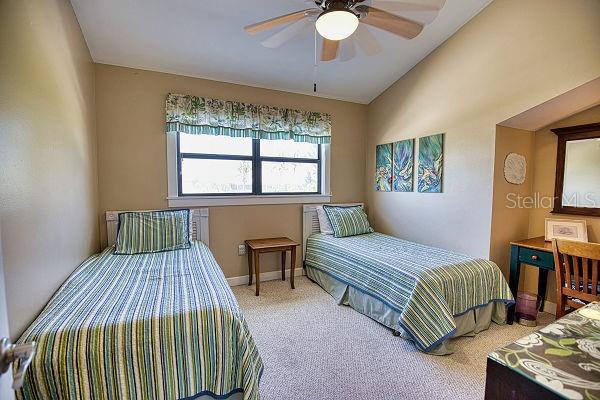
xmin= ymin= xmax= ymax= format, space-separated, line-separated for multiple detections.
xmin=507 ymin=236 xmax=555 ymax=324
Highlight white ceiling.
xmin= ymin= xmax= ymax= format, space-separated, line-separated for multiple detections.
xmin=71 ymin=0 xmax=491 ymax=104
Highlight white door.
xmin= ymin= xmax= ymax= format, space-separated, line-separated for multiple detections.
xmin=0 ymin=232 xmax=15 ymax=400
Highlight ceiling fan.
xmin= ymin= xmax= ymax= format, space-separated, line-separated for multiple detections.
xmin=244 ymin=0 xmax=446 ymax=62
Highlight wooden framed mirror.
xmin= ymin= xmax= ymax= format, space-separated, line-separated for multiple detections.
xmin=552 ymin=122 xmax=600 ymax=216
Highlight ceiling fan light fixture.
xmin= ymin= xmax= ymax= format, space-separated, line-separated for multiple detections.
xmin=315 ymin=10 xmax=359 ymax=41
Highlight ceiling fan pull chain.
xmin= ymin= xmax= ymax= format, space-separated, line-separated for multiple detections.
xmin=313 ymin=27 xmax=318 ymax=93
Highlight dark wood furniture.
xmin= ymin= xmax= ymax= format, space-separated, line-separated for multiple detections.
xmin=485 ymin=301 xmax=600 ymax=400
xmin=245 ymin=237 xmax=300 ymax=296
xmin=507 ymin=236 xmax=555 ymax=324
xmin=552 ymin=122 xmax=600 ymax=217
xmin=552 ymin=239 xmax=600 ymax=318
xmin=485 ymin=357 xmax=562 ymax=400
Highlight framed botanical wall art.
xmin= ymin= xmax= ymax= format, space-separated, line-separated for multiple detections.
xmin=544 ymin=218 xmax=588 ymax=242
xmin=418 ymin=133 xmax=444 ymax=193
xmin=375 ymin=143 xmax=392 ymax=192
xmin=392 ymin=139 xmax=414 ymax=192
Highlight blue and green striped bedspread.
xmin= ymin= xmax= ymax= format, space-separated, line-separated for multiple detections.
xmin=305 ymin=233 xmax=514 ymax=352
xmin=16 ymin=241 xmax=263 ymax=400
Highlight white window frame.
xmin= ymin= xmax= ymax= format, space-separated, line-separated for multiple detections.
xmin=166 ymin=133 xmax=331 ymax=207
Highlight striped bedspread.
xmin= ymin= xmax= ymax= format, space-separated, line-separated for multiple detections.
xmin=16 ymin=242 xmax=263 ymax=400
xmin=305 ymin=233 xmax=514 ymax=352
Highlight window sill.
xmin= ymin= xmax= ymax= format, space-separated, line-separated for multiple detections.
xmin=167 ymin=194 xmax=332 ymax=207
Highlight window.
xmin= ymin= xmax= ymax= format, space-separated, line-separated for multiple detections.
xmin=177 ymin=133 xmax=322 ymax=196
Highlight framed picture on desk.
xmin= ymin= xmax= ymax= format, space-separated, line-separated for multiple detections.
xmin=544 ymin=218 xmax=588 ymax=242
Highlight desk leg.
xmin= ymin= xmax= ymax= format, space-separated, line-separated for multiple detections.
xmin=507 ymin=244 xmax=520 ymax=324
xmin=290 ymin=246 xmax=296 ymax=290
xmin=254 ymin=251 xmax=260 ymax=296
xmin=281 ymin=251 xmax=286 ymax=281
xmin=538 ymin=269 xmax=548 ymax=312
xmin=247 ymin=250 xmax=253 ymax=286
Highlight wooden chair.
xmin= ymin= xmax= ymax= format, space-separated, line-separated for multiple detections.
xmin=552 ymin=239 xmax=600 ymax=318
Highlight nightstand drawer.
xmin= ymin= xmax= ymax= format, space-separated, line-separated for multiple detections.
xmin=518 ymin=247 xmax=554 ymax=270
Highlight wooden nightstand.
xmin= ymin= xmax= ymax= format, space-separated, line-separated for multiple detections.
xmin=245 ymin=237 xmax=300 ymax=296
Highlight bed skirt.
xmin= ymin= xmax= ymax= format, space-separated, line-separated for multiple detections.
xmin=306 ymin=265 xmax=507 ymax=355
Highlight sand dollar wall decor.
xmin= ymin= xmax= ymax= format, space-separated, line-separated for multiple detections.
xmin=504 ymin=152 xmax=526 ymax=185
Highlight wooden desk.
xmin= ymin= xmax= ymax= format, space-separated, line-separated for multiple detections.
xmin=507 ymin=236 xmax=555 ymax=324
xmin=485 ymin=357 xmax=562 ymax=400
xmin=245 ymin=237 xmax=299 ymax=296
xmin=485 ymin=302 xmax=600 ymax=400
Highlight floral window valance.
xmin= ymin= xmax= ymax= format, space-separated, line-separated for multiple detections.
xmin=165 ymin=93 xmax=331 ymax=144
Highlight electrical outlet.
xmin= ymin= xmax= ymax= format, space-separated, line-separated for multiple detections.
xmin=238 ymin=244 xmax=246 ymax=256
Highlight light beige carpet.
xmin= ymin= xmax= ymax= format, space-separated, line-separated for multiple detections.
xmin=233 ymin=276 xmax=553 ymax=400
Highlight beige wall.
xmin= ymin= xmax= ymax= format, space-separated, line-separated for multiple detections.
xmin=95 ymin=64 xmax=367 ymax=278
xmin=523 ymin=105 xmax=600 ymax=301
xmin=0 ymin=0 xmax=99 ymax=338
xmin=489 ymin=126 xmax=535 ymax=278
xmin=366 ymin=0 xmax=600 ymax=261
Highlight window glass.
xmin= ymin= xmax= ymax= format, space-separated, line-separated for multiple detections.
xmin=261 ymin=161 xmax=318 ymax=193
xmin=178 ymin=134 xmax=321 ymax=195
xmin=180 ymin=158 xmax=252 ymax=194
xmin=179 ymin=133 xmax=252 ymax=156
xmin=260 ymin=139 xmax=319 ymax=159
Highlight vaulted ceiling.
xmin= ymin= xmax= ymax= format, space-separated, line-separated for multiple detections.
xmin=71 ymin=0 xmax=491 ymax=104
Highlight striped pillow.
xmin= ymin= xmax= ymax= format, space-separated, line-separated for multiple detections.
xmin=323 ymin=205 xmax=374 ymax=238
xmin=115 ymin=209 xmax=191 ymax=254
xmin=316 ymin=205 xmax=334 ymax=235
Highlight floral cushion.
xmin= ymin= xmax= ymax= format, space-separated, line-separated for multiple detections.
xmin=570 ymin=280 xmax=600 ymax=293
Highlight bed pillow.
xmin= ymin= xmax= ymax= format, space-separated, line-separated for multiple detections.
xmin=316 ymin=205 xmax=334 ymax=235
xmin=323 ymin=205 xmax=374 ymax=238
xmin=115 ymin=209 xmax=191 ymax=254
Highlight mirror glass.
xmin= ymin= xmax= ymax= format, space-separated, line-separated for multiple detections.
xmin=562 ymin=137 xmax=600 ymax=208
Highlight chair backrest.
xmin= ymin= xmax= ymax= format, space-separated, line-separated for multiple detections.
xmin=552 ymin=239 xmax=600 ymax=316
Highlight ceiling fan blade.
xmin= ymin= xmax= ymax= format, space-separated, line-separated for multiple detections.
xmin=304 ymin=8 xmax=323 ymax=21
xmin=368 ymin=0 xmax=445 ymax=12
xmin=261 ymin=19 xmax=312 ymax=48
xmin=369 ymin=0 xmax=445 ymax=24
xmin=321 ymin=38 xmax=339 ymax=62
xmin=356 ymin=5 xmax=424 ymax=39
xmin=339 ymin=38 xmax=357 ymax=62
xmin=355 ymin=25 xmax=381 ymax=56
xmin=244 ymin=9 xmax=314 ymax=34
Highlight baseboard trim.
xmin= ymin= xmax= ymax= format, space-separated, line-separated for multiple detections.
xmin=542 ymin=300 xmax=556 ymax=315
xmin=227 ymin=268 xmax=305 ymax=287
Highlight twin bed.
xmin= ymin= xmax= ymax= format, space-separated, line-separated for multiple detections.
xmin=302 ymin=204 xmax=514 ymax=354
xmin=16 ymin=203 xmax=514 ymax=399
xmin=16 ymin=209 xmax=262 ymax=400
